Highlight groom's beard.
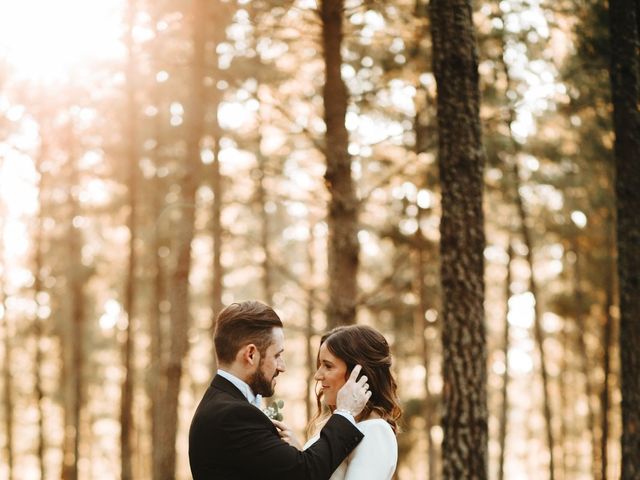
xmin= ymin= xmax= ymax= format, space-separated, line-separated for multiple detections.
xmin=249 ymin=363 xmax=278 ymax=397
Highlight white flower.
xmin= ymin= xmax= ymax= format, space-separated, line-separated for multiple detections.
xmin=263 ymin=399 xmax=284 ymax=420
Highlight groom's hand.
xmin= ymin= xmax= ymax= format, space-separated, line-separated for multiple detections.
xmin=335 ymin=364 xmax=371 ymax=417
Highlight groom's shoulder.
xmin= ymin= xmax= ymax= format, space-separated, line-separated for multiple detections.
xmin=194 ymin=386 xmax=262 ymax=424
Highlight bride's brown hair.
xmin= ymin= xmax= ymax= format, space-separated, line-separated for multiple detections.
xmin=308 ymin=325 xmax=402 ymax=436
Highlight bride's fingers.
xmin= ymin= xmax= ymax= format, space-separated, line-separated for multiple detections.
xmin=347 ymin=364 xmax=362 ymax=383
xmin=271 ymin=419 xmax=287 ymax=431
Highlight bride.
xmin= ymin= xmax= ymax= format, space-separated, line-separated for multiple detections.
xmin=275 ymin=325 xmax=402 ymax=480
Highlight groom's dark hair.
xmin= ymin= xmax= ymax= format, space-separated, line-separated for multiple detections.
xmin=214 ymin=300 xmax=283 ymax=364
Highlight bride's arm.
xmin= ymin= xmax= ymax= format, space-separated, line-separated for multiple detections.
xmin=344 ymin=421 xmax=398 ymax=480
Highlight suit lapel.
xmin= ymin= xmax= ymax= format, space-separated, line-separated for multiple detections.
xmin=211 ymin=374 xmax=249 ymax=402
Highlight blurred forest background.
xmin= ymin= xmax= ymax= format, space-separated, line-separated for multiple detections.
xmin=0 ymin=0 xmax=638 ymax=479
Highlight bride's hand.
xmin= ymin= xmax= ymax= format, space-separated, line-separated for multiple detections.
xmin=336 ymin=364 xmax=371 ymax=417
xmin=272 ymin=419 xmax=302 ymax=450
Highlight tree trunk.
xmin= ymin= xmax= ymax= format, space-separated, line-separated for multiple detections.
xmin=512 ymin=160 xmax=556 ymax=480
xmin=256 ymin=139 xmax=273 ymax=305
xmin=572 ymin=239 xmax=598 ymax=479
xmin=321 ymin=0 xmax=359 ymax=328
xmin=149 ymin=163 xmax=166 ymax=480
xmin=496 ymin=18 xmax=555 ymax=478
xmin=305 ymin=224 xmax=318 ymax=423
xmin=156 ymin=2 xmax=206 ymax=478
xmin=413 ymin=234 xmax=437 ymax=480
xmin=600 ymin=224 xmax=615 ymax=480
xmin=608 ymin=1 xmax=640 ymax=478
xmin=430 ymin=1 xmax=488 ymax=478
xmin=148 ymin=15 xmax=167 ymax=480
xmin=559 ymin=309 xmax=570 ymax=479
xmin=120 ymin=1 xmax=139 ymax=478
xmin=209 ymin=0 xmax=226 ymax=371
xmin=0 ymin=171 xmax=14 ymax=480
xmin=210 ymin=133 xmax=222 ymax=373
xmin=33 ymin=140 xmax=48 ymax=480
xmin=497 ymin=243 xmax=512 ymax=480
xmin=61 ymin=123 xmax=86 ymax=480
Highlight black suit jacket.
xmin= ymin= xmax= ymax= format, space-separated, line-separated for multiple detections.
xmin=189 ymin=375 xmax=364 ymax=480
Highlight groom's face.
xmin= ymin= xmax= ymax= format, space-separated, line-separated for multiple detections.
xmin=249 ymin=327 xmax=286 ymax=397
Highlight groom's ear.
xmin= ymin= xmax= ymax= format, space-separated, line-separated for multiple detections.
xmin=242 ymin=344 xmax=259 ymax=366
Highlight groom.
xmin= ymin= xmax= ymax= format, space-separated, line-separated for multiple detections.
xmin=189 ymin=300 xmax=371 ymax=479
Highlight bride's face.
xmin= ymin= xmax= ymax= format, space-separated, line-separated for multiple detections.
xmin=314 ymin=343 xmax=348 ymax=407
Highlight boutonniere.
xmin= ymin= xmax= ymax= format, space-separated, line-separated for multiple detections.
xmin=263 ymin=399 xmax=284 ymax=421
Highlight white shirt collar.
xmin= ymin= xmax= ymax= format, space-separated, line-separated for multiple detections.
xmin=217 ymin=369 xmax=262 ymax=407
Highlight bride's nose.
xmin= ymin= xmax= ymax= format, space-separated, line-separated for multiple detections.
xmin=313 ymin=369 xmax=322 ymax=381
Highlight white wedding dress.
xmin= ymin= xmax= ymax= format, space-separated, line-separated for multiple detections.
xmin=303 ymin=419 xmax=397 ymax=480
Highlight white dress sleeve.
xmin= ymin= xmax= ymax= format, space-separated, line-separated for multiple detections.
xmin=343 ymin=420 xmax=397 ymax=480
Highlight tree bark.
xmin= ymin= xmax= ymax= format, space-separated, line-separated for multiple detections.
xmin=430 ymin=1 xmax=488 ymax=478
xmin=608 ymin=0 xmax=640 ymax=478
xmin=321 ymin=0 xmax=359 ymax=328
xmin=120 ymin=1 xmax=139 ymax=478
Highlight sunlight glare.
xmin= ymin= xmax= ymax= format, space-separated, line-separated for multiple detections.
xmin=99 ymin=299 xmax=122 ymax=330
xmin=571 ymin=210 xmax=587 ymax=228
xmin=0 ymin=0 xmax=125 ymax=83
xmin=507 ymin=292 xmax=535 ymax=328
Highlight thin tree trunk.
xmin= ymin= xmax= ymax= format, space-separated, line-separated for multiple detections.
xmin=572 ymin=239 xmax=598 ymax=479
xmin=148 ymin=15 xmax=166 ymax=480
xmin=157 ymin=2 xmax=206 ymax=478
xmin=600 ymin=223 xmax=615 ymax=480
xmin=321 ymin=0 xmax=359 ymax=328
xmin=208 ymin=134 xmax=222 ymax=375
xmin=210 ymin=132 xmax=222 ymax=373
xmin=559 ymin=304 xmax=569 ymax=480
xmin=608 ymin=0 xmax=640 ymax=478
xmin=600 ymin=286 xmax=614 ymax=480
xmin=496 ymin=18 xmax=556 ymax=478
xmin=512 ymin=160 xmax=556 ymax=480
xmin=209 ymin=0 xmax=225 ymax=369
xmin=497 ymin=243 xmax=513 ymax=480
xmin=0 ymin=166 xmax=14 ymax=480
xmin=149 ymin=167 xmax=166 ymax=480
xmin=33 ymin=141 xmax=47 ymax=480
xmin=414 ymin=236 xmax=436 ymax=480
xmin=256 ymin=141 xmax=273 ymax=305
xmin=305 ymin=224 xmax=317 ymax=423
xmin=62 ymin=122 xmax=85 ymax=480
xmin=430 ymin=1 xmax=488 ymax=478
xmin=120 ymin=1 xmax=138 ymax=478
